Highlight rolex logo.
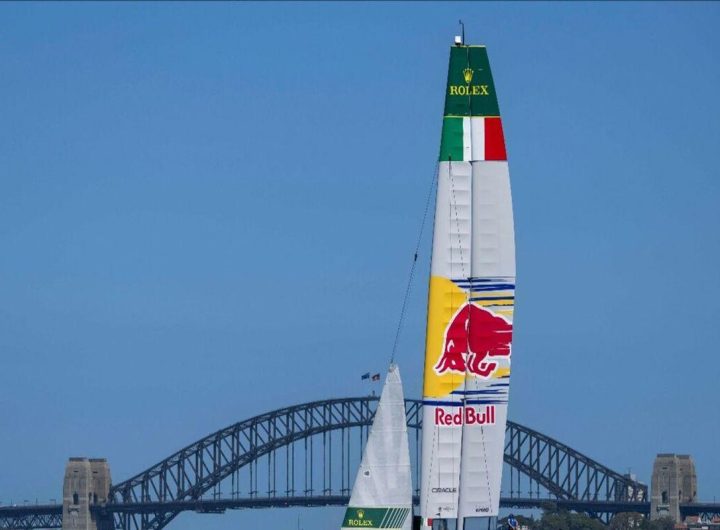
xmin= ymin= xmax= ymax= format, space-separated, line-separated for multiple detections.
xmin=463 ymin=68 xmax=474 ymax=84
xmin=357 ymin=510 xmax=365 ymax=519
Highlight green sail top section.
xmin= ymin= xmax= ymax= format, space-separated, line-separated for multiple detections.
xmin=443 ymin=45 xmax=500 ymax=117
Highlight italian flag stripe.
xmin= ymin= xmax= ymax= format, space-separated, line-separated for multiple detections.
xmin=439 ymin=117 xmax=463 ymax=162
xmin=485 ymin=116 xmax=507 ymax=160
xmin=439 ymin=117 xmax=506 ymax=162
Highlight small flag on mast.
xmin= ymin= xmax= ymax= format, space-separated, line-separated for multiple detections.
xmin=371 ymin=373 xmax=381 ymax=381
xmin=361 ymin=372 xmax=370 ymax=380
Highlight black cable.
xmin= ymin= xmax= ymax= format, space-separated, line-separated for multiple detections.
xmin=389 ymin=161 xmax=439 ymax=364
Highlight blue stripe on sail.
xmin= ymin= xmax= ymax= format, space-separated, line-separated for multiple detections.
xmin=422 ymin=400 xmax=464 ymax=407
xmin=469 ymin=296 xmax=515 ymax=301
xmin=424 ymin=398 xmax=508 ymax=406
xmin=454 ymin=284 xmax=516 ymax=291
xmin=453 ymin=277 xmax=515 ymax=282
xmin=451 ymin=278 xmax=515 ymax=284
xmin=454 ymin=284 xmax=515 ymax=289
xmin=451 ymin=389 xmax=507 ymax=395
xmin=453 ymin=277 xmax=515 ymax=283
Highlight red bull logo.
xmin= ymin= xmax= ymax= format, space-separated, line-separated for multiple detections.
xmin=434 ymin=405 xmax=496 ymax=426
xmin=434 ymin=303 xmax=512 ymax=378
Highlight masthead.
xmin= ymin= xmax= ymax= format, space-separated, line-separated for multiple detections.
xmin=455 ymin=19 xmax=465 ymax=46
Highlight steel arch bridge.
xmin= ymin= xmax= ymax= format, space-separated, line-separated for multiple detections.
xmin=2 ymin=396 xmax=664 ymax=530
xmin=103 ymin=397 xmax=646 ymax=530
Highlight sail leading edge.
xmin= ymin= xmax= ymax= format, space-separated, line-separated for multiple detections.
xmin=420 ymin=44 xmax=516 ymax=528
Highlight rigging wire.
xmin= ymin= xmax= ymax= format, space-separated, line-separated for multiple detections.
xmin=388 ymin=160 xmax=439 ymax=365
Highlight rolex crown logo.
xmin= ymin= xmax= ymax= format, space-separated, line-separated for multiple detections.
xmin=357 ymin=510 xmax=365 ymax=519
xmin=463 ymin=67 xmax=474 ymax=84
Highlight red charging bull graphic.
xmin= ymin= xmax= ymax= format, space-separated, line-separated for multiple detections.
xmin=434 ymin=302 xmax=512 ymax=378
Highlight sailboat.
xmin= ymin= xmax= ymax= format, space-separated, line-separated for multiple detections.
xmin=419 ymin=37 xmax=516 ymax=530
xmin=340 ymin=364 xmax=412 ymax=530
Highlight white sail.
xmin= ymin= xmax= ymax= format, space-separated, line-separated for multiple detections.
xmin=341 ymin=364 xmax=412 ymax=530
xmin=420 ymin=43 xmax=515 ymax=529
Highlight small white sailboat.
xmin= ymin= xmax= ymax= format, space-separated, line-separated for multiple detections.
xmin=340 ymin=364 xmax=412 ymax=530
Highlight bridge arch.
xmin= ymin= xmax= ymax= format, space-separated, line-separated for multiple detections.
xmin=107 ymin=397 xmax=646 ymax=530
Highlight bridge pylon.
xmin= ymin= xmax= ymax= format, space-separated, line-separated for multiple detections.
xmin=650 ymin=454 xmax=697 ymax=522
xmin=62 ymin=458 xmax=113 ymax=530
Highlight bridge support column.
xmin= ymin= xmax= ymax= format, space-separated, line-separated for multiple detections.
xmin=62 ymin=458 xmax=113 ymax=530
xmin=650 ymin=454 xmax=697 ymax=522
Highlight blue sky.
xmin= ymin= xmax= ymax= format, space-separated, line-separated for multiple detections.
xmin=1 ymin=2 xmax=719 ymax=528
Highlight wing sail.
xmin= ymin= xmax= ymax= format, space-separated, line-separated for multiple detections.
xmin=420 ymin=44 xmax=515 ymax=526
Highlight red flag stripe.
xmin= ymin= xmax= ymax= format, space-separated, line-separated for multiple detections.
xmin=484 ymin=117 xmax=507 ymax=161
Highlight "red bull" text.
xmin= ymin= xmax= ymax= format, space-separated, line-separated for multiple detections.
xmin=434 ymin=405 xmax=496 ymax=426
xmin=434 ymin=303 xmax=512 ymax=378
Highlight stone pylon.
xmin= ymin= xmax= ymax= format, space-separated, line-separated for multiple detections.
xmin=650 ymin=454 xmax=697 ymax=522
xmin=62 ymin=458 xmax=112 ymax=530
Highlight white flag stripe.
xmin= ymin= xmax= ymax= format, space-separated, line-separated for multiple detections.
xmin=470 ymin=117 xmax=486 ymax=161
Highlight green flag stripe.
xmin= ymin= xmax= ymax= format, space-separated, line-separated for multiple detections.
xmin=439 ymin=117 xmax=463 ymax=162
